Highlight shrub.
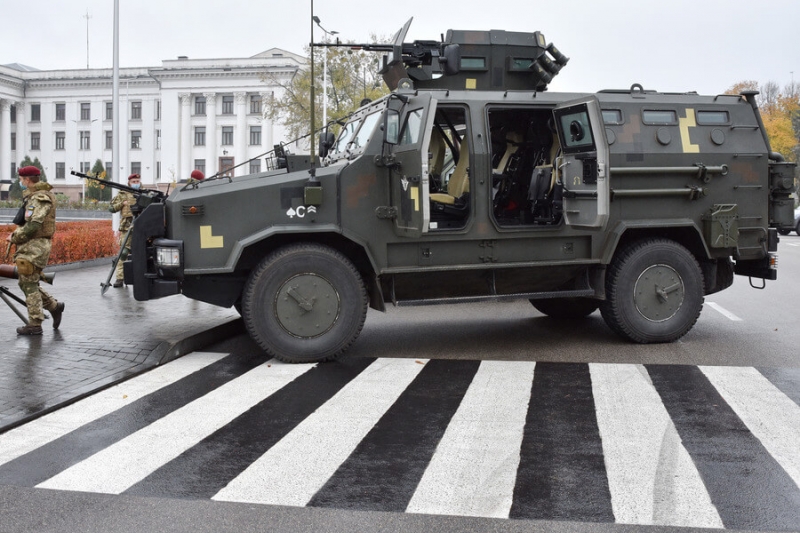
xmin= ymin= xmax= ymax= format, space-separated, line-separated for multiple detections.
xmin=0 ymin=220 xmax=116 ymax=265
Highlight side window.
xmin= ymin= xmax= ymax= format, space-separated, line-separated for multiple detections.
xmin=332 ymin=121 xmax=358 ymax=154
xmin=399 ymin=109 xmax=423 ymax=145
xmin=557 ymin=108 xmax=595 ymax=152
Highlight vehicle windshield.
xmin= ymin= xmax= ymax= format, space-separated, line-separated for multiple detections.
xmin=330 ymin=111 xmax=382 ymax=156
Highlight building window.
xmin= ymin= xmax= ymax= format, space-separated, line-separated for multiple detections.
xmin=80 ymin=161 xmax=91 ymax=173
xmin=131 ymin=101 xmax=142 ymax=120
xmin=155 ymin=100 xmax=161 ymax=121
xmin=105 ymin=130 xmax=113 ymax=149
xmin=131 ymin=162 xmax=141 ymax=176
xmin=10 ymin=133 xmax=15 ymax=151
xmin=80 ymin=102 xmax=91 ymax=121
xmin=195 ymin=96 xmax=206 ymax=116
xmin=80 ymin=131 xmax=90 ymax=150
xmin=105 ymin=162 xmax=113 ymax=181
xmin=194 ymin=126 xmax=206 ymax=146
xmin=55 ymin=103 xmax=65 ymax=121
xmin=249 ymin=126 xmax=261 ymax=145
xmin=106 ymin=101 xmax=113 ymax=120
xmin=31 ymin=132 xmax=40 ymax=150
xmin=30 ymin=104 xmax=40 ymax=122
xmin=222 ymin=95 xmax=234 ymax=115
xmin=194 ymin=159 xmax=205 ymax=175
xmin=155 ymin=129 xmax=161 ymax=150
xmin=156 ymin=162 xmax=161 ymax=180
xmin=10 ymin=105 xmax=16 ymax=123
xmin=131 ymin=130 xmax=141 ymax=149
xmin=56 ymin=163 xmax=65 ymax=179
xmin=55 ymin=131 xmax=65 ymax=150
xmin=250 ymin=94 xmax=262 ymax=114
xmin=249 ymin=159 xmax=261 ymax=174
xmin=221 ymin=126 xmax=233 ymax=145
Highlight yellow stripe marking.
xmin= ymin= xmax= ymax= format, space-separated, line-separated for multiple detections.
xmin=679 ymin=108 xmax=700 ymax=153
xmin=410 ymin=186 xmax=420 ymax=211
xmin=200 ymin=225 xmax=224 ymax=249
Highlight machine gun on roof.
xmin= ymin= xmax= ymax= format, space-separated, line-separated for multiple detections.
xmin=71 ymin=170 xmax=166 ymax=215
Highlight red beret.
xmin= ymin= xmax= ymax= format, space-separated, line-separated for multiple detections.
xmin=190 ymin=170 xmax=205 ymax=180
xmin=18 ymin=166 xmax=41 ymax=177
xmin=127 ymin=173 xmax=140 ymax=182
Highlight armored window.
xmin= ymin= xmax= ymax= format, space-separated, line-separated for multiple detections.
xmin=250 ymin=126 xmax=261 ymax=145
xmin=697 ymin=110 xmax=730 ymax=125
xmin=194 ymin=159 xmax=205 ymax=175
xmin=105 ymin=130 xmax=113 ymax=150
xmin=131 ymin=101 xmax=142 ymax=120
xmin=351 ymin=111 xmax=381 ymax=150
xmin=194 ymin=127 xmax=206 ymax=146
xmin=55 ymin=131 xmax=65 ymax=150
xmin=249 ymin=159 xmax=261 ymax=174
xmin=31 ymin=132 xmax=40 ymax=150
xmin=30 ymin=104 xmax=40 ymax=122
xmin=250 ymin=94 xmax=262 ymax=114
xmin=332 ymin=121 xmax=357 ymax=154
xmin=81 ymin=102 xmax=91 ymax=121
xmin=56 ymin=163 xmax=65 ymax=180
xmin=554 ymin=105 xmax=596 ymax=154
xmin=461 ymin=57 xmax=487 ymax=70
xmin=131 ymin=130 xmax=142 ymax=149
xmin=221 ymin=126 xmax=234 ymax=145
xmin=55 ymin=103 xmax=66 ymax=121
xmin=106 ymin=101 xmax=113 ymax=120
xmin=399 ymin=109 xmax=423 ymax=145
xmin=602 ymin=109 xmax=623 ymax=125
xmin=642 ymin=110 xmax=677 ymax=125
xmin=131 ymin=162 xmax=141 ymax=176
xmin=222 ymin=96 xmax=234 ymax=115
xmin=195 ymin=96 xmax=206 ymax=116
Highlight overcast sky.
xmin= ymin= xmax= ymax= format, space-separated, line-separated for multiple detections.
xmin=1 ymin=0 xmax=798 ymax=96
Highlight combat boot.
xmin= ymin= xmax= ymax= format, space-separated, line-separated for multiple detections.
xmin=50 ymin=302 xmax=65 ymax=329
xmin=17 ymin=324 xmax=43 ymax=336
xmin=113 ymin=280 xmax=124 ymax=288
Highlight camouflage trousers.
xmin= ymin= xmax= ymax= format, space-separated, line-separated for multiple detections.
xmin=114 ymin=229 xmax=132 ymax=281
xmin=18 ymin=268 xmax=58 ymax=327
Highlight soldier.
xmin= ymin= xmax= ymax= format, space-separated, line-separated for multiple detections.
xmin=108 ymin=173 xmax=139 ymax=288
xmin=6 ymin=166 xmax=65 ymax=335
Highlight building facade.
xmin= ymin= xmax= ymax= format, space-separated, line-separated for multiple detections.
xmin=0 ymin=48 xmax=304 ymax=200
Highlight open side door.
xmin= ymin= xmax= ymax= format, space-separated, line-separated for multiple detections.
xmin=388 ymin=93 xmax=436 ymax=237
xmin=552 ymin=96 xmax=609 ymax=229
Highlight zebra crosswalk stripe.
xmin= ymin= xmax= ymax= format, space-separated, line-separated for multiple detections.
xmin=38 ymin=360 xmax=314 ymax=494
xmin=590 ymin=363 xmax=723 ymax=528
xmin=0 ymin=351 xmax=227 ymax=467
xmin=406 ymin=361 xmax=535 ymax=518
xmin=212 ymin=358 xmax=428 ymax=506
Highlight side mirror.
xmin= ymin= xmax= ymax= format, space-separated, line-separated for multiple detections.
xmin=384 ymin=109 xmax=400 ymax=145
xmin=441 ymin=44 xmax=460 ymax=76
xmin=318 ymin=131 xmax=336 ymax=159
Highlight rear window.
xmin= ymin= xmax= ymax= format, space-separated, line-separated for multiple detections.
xmin=642 ymin=110 xmax=678 ymax=125
xmin=697 ymin=110 xmax=730 ymax=125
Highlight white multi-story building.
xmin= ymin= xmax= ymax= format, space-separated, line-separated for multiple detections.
xmin=0 ymin=48 xmax=304 ymax=200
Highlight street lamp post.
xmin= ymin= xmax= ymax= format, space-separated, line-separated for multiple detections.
xmin=313 ymin=16 xmax=338 ymax=128
xmin=73 ymin=118 xmax=98 ymax=201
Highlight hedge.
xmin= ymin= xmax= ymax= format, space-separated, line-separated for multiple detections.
xmin=0 ymin=220 xmax=117 ymax=265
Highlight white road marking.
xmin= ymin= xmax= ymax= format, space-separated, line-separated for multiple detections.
xmin=590 ymin=363 xmax=723 ymax=528
xmin=37 ymin=360 xmax=313 ymax=494
xmin=0 ymin=351 xmax=228 ymax=467
xmin=406 ymin=361 xmax=535 ymax=518
xmin=701 ymin=366 xmax=800 ymax=490
xmin=707 ymin=302 xmax=743 ymax=321
xmin=213 ymin=358 xmax=427 ymax=506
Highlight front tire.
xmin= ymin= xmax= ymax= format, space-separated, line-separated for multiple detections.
xmin=600 ymin=239 xmax=704 ymax=343
xmin=242 ymin=243 xmax=368 ymax=363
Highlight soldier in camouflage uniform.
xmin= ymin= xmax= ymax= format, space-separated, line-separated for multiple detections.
xmin=108 ymin=173 xmax=139 ymax=288
xmin=6 ymin=166 xmax=65 ymax=335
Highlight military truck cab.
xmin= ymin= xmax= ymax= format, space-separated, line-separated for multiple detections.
xmin=129 ymin=21 xmax=795 ymax=363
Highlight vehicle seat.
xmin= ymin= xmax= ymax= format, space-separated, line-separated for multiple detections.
xmin=493 ymin=132 xmax=522 ymax=174
xmin=428 ymin=129 xmax=445 ymax=184
xmin=430 ymin=140 xmax=469 ymax=205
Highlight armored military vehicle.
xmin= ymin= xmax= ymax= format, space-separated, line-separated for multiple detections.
xmin=128 ymin=19 xmax=796 ymax=363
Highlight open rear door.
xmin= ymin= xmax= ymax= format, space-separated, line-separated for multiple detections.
xmin=552 ymin=96 xmax=609 ymax=229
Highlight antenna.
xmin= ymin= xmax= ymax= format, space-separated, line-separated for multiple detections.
xmin=84 ymin=9 xmax=92 ymax=69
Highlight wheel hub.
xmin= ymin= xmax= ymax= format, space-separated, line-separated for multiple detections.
xmin=275 ymin=273 xmax=341 ymax=338
xmin=634 ymin=264 xmax=684 ymax=322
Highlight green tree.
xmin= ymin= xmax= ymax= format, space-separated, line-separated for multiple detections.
xmin=264 ymin=39 xmax=390 ymax=145
xmin=85 ymin=159 xmax=111 ymax=201
xmin=9 ymin=156 xmax=47 ymax=200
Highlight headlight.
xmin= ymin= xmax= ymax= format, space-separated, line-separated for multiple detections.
xmin=155 ymin=246 xmax=181 ymax=267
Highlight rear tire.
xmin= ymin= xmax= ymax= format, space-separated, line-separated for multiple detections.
xmin=242 ymin=243 xmax=368 ymax=363
xmin=531 ymin=297 xmax=600 ymax=319
xmin=600 ymin=239 xmax=704 ymax=343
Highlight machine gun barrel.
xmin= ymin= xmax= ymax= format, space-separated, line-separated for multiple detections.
xmin=70 ymin=170 xmax=166 ymax=201
xmin=0 ymin=264 xmax=55 ymax=284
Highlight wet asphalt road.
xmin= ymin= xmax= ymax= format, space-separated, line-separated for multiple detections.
xmin=0 ymin=235 xmax=799 ymax=532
